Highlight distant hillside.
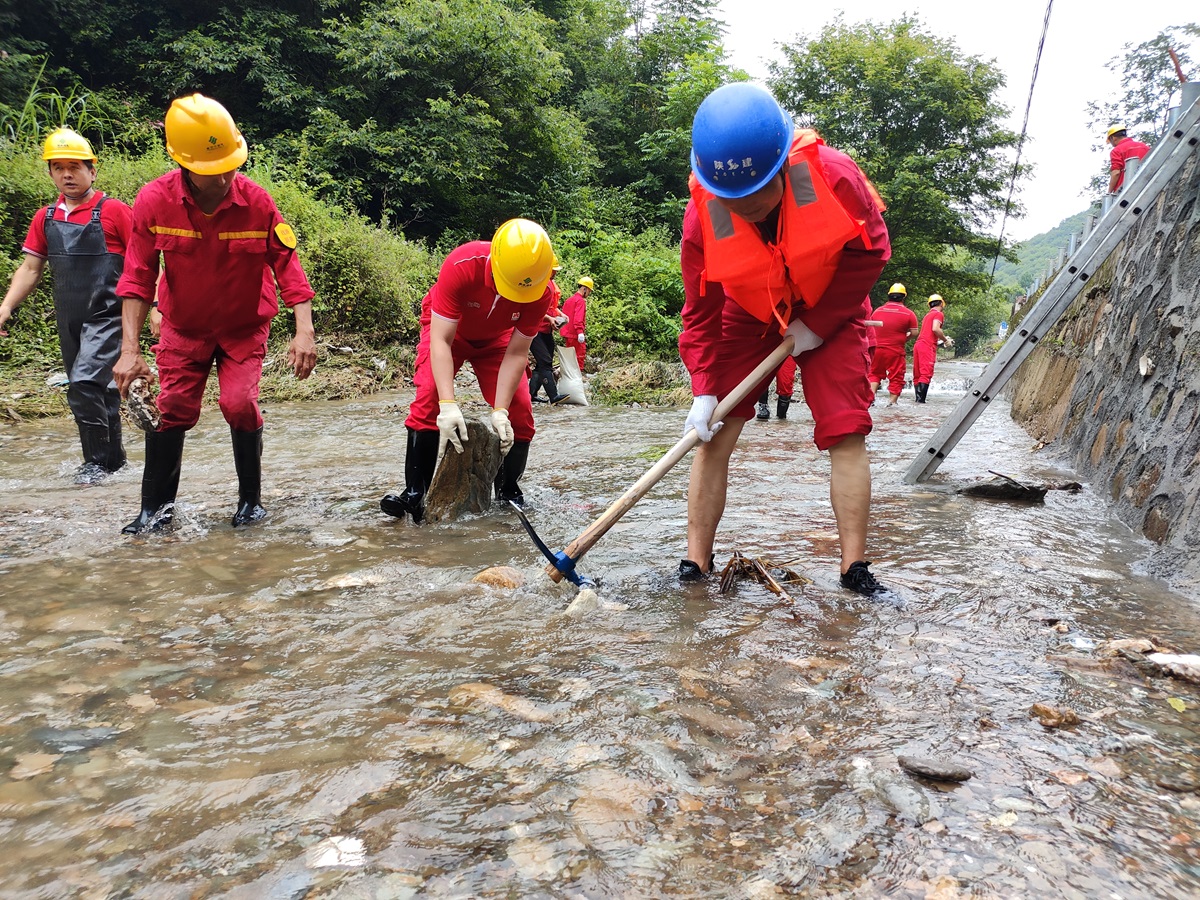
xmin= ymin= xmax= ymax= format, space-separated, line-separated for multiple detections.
xmin=994 ymin=208 xmax=1096 ymax=290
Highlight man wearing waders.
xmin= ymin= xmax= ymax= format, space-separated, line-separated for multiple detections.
xmin=112 ymin=94 xmax=318 ymax=533
xmin=0 ymin=128 xmax=132 ymax=483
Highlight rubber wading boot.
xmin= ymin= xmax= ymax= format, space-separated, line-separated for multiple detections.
xmin=231 ymin=426 xmax=267 ymax=527
xmin=914 ymin=382 xmax=929 ymax=403
xmin=381 ymin=427 xmax=440 ymax=522
xmin=756 ymin=392 xmax=770 ymax=420
xmin=106 ymin=397 xmax=127 ymax=473
xmin=76 ymin=422 xmax=113 ymax=484
xmin=776 ymin=396 xmax=791 ymax=419
xmin=122 ymin=428 xmax=185 ymax=534
xmin=494 ymin=440 xmax=530 ymax=509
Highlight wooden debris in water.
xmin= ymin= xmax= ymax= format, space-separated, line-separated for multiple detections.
xmin=718 ymin=550 xmax=812 ymax=618
xmin=955 ymin=470 xmax=1082 ymax=504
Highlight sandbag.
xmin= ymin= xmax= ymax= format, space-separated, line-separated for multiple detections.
xmin=555 ymin=347 xmax=588 ymax=406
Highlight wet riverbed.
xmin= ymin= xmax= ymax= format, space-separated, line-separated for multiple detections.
xmin=1 ymin=360 xmax=1199 ymax=898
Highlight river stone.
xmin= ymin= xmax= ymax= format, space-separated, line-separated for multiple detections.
xmin=424 ymin=419 xmax=502 ymax=523
xmin=127 ymin=377 xmax=161 ymax=432
xmin=897 ymin=755 xmax=974 ymax=783
xmin=472 ymin=566 xmax=525 ymax=588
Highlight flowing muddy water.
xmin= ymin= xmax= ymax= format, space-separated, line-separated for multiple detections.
xmin=1 ymin=360 xmax=1199 ymax=898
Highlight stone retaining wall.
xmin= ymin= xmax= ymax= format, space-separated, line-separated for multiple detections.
xmin=1008 ymin=149 xmax=1200 ymax=593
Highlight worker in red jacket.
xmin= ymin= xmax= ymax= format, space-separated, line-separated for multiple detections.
xmin=868 ymin=283 xmax=918 ymax=405
xmin=113 ymin=94 xmax=318 ymax=534
xmin=559 ymin=275 xmax=592 ymax=371
xmin=0 ymin=128 xmax=132 ymax=482
xmin=1106 ymin=125 xmax=1150 ymax=193
xmin=679 ymin=83 xmax=893 ymax=598
xmin=911 ymin=294 xmax=953 ymax=403
xmin=380 ymin=218 xmax=557 ymax=521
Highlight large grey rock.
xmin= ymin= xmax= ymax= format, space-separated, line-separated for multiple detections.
xmin=424 ymin=419 xmax=502 ymax=522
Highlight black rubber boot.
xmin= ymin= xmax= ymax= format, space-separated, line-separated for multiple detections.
xmin=776 ymin=396 xmax=791 ymax=419
xmin=122 ymin=428 xmax=185 ymax=534
xmin=915 ymin=382 xmax=929 ymax=403
xmin=756 ymin=390 xmax=770 ymax=420
xmin=494 ymin=440 xmax=530 ymax=509
xmin=231 ymin=426 xmax=267 ymax=527
xmin=105 ymin=391 xmax=126 ymax=473
xmin=381 ymin=428 xmax=439 ymax=522
xmin=76 ymin=423 xmax=113 ymax=484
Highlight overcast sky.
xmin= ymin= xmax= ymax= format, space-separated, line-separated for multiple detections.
xmin=715 ymin=0 xmax=1197 ymax=242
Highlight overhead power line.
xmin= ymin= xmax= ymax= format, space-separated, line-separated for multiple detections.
xmin=990 ymin=0 xmax=1055 ymax=283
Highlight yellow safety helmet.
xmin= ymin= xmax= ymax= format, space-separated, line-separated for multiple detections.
xmin=577 ymin=276 xmax=595 ymax=291
xmin=887 ymin=283 xmax=906 ymax=298
xmin=42 ymin=128 xmax=97 ymax=162
xmin=165 ymin=93 xmax=248 ymax=175
xmin=928 ymin=293 xmax=944 ymax=307
xmin=1105 ymin=125 xmax=1127 ymax=140
xmin=490 ymin=218 xmax=556 ymax=303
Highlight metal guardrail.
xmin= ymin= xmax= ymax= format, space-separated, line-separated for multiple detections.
xmin=903 ymin=94 xmax=1200 ymax=484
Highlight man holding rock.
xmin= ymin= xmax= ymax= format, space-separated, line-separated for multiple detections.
xmin=380 ymin=218 xmax=557 ymax=521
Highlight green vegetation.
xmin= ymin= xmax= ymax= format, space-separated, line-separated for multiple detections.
xmin=8 ymin=5 xmax=1182 ymax=406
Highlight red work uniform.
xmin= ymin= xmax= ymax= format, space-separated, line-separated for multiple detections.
xmin=406 ymin=241 xmax=551 ymax=440
xmin=680 ymin=144 xmax=890 ymax=451
xmin=868 ymin=299 xmax=918 ymax=397
xmin=1110 ymin=136 xmax=1150 ymax=191
xmin=912 ymin=307 xmax=945 ymax=384
xmin=116 ymin=170 xmax=315 ymax=432
xmin=560 ymin=289 xmax=587 ymax=369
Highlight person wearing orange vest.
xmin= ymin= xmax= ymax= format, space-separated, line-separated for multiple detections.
xmin=868 ymin=283 xmax=918 ymax=405
xmin=679 ymin=83 xmax=894 ymax=599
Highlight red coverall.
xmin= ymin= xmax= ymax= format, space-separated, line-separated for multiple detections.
xmin=116 ymin=170 xmax=314 ymax=432
xmin=912 ymin=307 xmax=945 ymax=384
xmin=405 ymin=241 xmax=551 ymax=441
xmin=560 ymin=289 xmax=587 ymax=369
xmin=679 ymin=145 xmax=890 ymax=451
xmin=868 ymin=300 xmax=918 ymax=397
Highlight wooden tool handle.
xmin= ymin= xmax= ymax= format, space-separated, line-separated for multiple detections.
xmin=546 ymin=336 xmax=796 ymax=582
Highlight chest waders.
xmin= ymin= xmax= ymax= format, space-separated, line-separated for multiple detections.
xmin=43 ymin=198 xmax=126 ymax=477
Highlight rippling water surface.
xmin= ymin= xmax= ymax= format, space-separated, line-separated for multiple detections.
xmin=1 ymin=361 xmax=1199 ymax=898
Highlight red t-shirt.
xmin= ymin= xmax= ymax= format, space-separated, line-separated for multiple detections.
xmin=679 ymin=143 xmax=891 ymax=396
xmin=1109 ymin=137 xmax=1150 ymax=189
xmin=117 ymin=170 xmax=314 ymax=354
xmin=917 ymin=307 xmax=945 ymax=345
xmin=22 ymin=190 xmax=132 ymax=258
xmin=871 ymin=300 xmax=918 ymax=352
xmin=421 ymin=240 xmax=551 ymax=343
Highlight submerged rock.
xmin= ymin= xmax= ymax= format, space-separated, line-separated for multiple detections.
xmin=127 ymin=377 xmax=161 ymax=432
xmin=425 ymin=418 xmax=502 ymax=523
xmin=1030 ymin=703 xmax=1080 ymax=728
xmin=897 ymin=755 xmax=973 ymax=783
xmin=29 ymin=726 xmax=122 ymax=753
xmin=1147 ymin=652 xmax=1200 ymax=683
xmin=472 ymin=566 xmax=525 ymax=588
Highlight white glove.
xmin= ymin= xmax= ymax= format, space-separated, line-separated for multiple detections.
xmin=577 ymin=333 xmax=586 ymax=343
xmin=491 ymin=408 xmax=514 ymax=455
xmin=437 ymin=401 xmax=468 ymax=456
xmin=784 ymin=319 xmax=824 ymax=356
xmin=684 ymin=394 xmax=722 ymax=442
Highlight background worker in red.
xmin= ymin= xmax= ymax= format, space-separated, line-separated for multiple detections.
xmin=679 ymin=83 xmax=893 ymax=598
xmin=1106 ymin=125 xmax=1150 ymax=193
xmin=528 ymin=273 xmax=569 ymax=403
xmin=911 ymin=294 xmax=953 ymax=404
xmin=380 ymin=218 xmax=557 ymax=522
xmin=559 ymin=275 xmax=592 ymax=371
xmin=0 ymin=128 xmax=132 ymax=482
xmin=112 ymin=93 xmax=318 ymax=534
xmin=754 ymin=355 xmax=797 ymax=420
xmin=868 ymin=283 xmax=918 ymax=406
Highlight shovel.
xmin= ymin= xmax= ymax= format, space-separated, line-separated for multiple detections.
xmin=525 ymin=336 xmax=796 ymax=585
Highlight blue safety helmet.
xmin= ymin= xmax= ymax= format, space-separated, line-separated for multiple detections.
xmin=690 ymin=83 xmax=795 ymax=199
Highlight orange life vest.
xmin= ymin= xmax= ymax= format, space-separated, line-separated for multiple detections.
xmin=690 ymin=130 xmax=875 ymax=332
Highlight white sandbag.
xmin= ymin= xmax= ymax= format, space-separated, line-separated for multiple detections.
xmin=555 ymin=346 xmax=589 ymax=406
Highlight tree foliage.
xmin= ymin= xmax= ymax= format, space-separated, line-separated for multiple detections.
xmin=768 ymin=16 xmax=1024 ymax=303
